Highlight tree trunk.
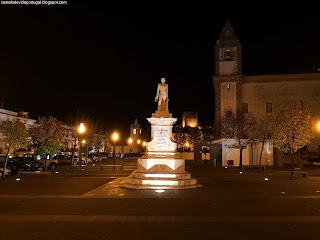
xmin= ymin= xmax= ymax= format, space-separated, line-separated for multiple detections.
xmin=259 ymin=138 xmax=265 ymax=173
xmin=239 ymin=148 xmax=243 ymax=169
xmin=71 ymin=145 xmax=76 ymax=164
xmin=1 ymin=147 xmax=10 ymax=179
xmin=45 ymin=155 xmax=48 ymax=171
xmin=290 ymin=153 xmax=294 ymax=180
xmin=299 ymin=149 xmax=303 ymax=170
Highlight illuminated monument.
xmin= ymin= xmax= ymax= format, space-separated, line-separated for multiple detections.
xmin=122 ymin=78 xmax=201 ymax=189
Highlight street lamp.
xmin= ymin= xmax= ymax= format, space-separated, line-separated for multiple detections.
xmin=128 ymin=138 xmax=133 ymax=159
xmin=78 ymin=123 xmax=86 ymax=169
xmin=137 ymin=139 xmax=141 ymax=156
xmin=142 ymin=141 xmax=146 ymax=154
xmin=112 ymin=132 xmax=119 ymax=168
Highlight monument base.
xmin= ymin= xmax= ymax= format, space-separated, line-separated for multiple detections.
xmin=121 ymin=154 xmax=202 ymax=189
xmin=122 ymin=111 xmax=201 ymax=190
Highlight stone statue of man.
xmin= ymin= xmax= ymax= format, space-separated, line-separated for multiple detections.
xmin=155 ymin=78 xmax=169 ymax=111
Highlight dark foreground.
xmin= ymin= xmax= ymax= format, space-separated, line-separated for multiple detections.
xmin=1 ymin=163 xmax=320 ymax=240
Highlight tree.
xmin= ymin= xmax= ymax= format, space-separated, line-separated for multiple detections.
xmin=173 ymin=127 xmax=185 ymax=152
xmin=220 ymin=110 xmax=257 ymax=168
xmin=202 ymin=125 xmax=216 ymax=144
xmin=0 ymin=119 xmax=28 ymax=179
xmin=256 ymin=116 xmax=273 ymax=172
xmin=91 ymin=133 xmax=106 ymax=160
xmin=66 ymin=128 xmax=79 ymax=164
xmin=186 ymin=127 xmax=203 ymax=145
xmin=272 ymin=102 xmax=314 ymax=180
xmin=29 ymin=116 xmax=64 ymax=170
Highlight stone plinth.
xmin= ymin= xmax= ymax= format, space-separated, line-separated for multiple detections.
xmin=152 ymin=110 xmax=172 ymax=118
xmin=122 ymin=116 xmax=201 ymax=190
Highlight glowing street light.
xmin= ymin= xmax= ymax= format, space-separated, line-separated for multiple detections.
xmin=128 ymin=138 xmax=133 ymax=159
xmin=318 ymin=122 xmax=320 ymax=131
xmin=137 ymin=139 xmax=141 ymax=155
xmin=82 ymin=140 xmax=86 ymax=144
xmin=143 ymin=141 xmax=146 ymax=146
xmin=112 ymin=132 xmax=119 ymax=168
xmin=112 ymin=132 xmax=119 ymax=141
xmin=78 ymin=123 xmax=86 ymax=169
xmin=78 ymin=123 xmax=85 ymax=134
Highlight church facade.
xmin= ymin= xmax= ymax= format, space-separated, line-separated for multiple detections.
xmin=213 ymin=21 xmax=320 ymax=165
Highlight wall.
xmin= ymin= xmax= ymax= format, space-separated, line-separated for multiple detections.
xmin=242 ymin=74 xmax=320 ymax=152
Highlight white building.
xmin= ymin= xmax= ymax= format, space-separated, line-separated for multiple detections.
xmin=211 ymin=139 xmax=274 ymax=167
xmin=0 ymin=108 xmax=37 ymax=156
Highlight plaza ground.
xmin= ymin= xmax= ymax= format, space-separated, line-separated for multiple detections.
xmin=1 ymin=159 xmax=320 ymax=240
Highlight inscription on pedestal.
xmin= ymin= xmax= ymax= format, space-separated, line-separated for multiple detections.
xmin=154 ymin=129 xmax=169 ymax=150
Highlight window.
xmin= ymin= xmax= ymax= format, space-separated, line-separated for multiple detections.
xmin=266 ymin=103 xmax=272 ymax=113
xmin=242 ymin=103 xmax=248 ymax=113
xmin=140 ymin=129 xmax=142 ymax=134
xmin=224 ymin=49 xmax=232 ymax=61
xmin=227 ymin=83 xmax=230 ymax=91
xmin=133 ymin=129 xmax=136 ymax=134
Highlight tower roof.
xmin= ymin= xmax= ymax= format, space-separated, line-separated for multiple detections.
xmin=131 ymin=119 xmax=140 ymax=128
xmin=216 ymin=20 xmax=239 ymax=45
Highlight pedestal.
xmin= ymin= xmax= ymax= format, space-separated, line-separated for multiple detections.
xmin=122 ymin=116 xmax=201 ymax=189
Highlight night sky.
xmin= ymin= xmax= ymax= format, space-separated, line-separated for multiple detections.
xmin=0 ymin=2 xmax=319 ymax=136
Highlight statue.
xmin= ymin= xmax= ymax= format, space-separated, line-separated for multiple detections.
xmin=155 ymin=78 xmax=168 ymax=112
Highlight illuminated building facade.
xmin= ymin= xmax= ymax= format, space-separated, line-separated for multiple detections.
xmin=213 ymin=21 xmax=320 ymax=157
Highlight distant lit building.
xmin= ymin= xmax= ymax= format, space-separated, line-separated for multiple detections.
xmin=129 ymin=119 xmax=142 ymax=152
xmin=182 ymin=112 xmax=198 ymax=128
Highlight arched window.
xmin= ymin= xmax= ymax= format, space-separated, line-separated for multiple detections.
xmin=133 ymin=129 xmax=136 ymax=134
xmin=224 ymin=49 xmax=232 ymax=61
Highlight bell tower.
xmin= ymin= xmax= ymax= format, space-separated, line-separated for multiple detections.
xmin=213 ymin=20 xmax=244 ymax=136
xmin=215 ymin=20 xmax=242 ymax=76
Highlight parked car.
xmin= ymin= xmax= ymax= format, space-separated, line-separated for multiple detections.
xmin=307 ymin=156 xmax=320 ymax=165
xmin=52 ymin=155 xmax=72 ymax=165
xmin=36 ymin=157 xmax=58 ymax=170
xmin=0 ymin=166 xmax=11 ymax=177
xmin=0 ymin=156 xmax=12 ymax=176
xmin=71 ymin=155 xmax=93 ymax=165
xmin=13 ymin=157 xmax=45 ymax=172
xmin=0 ymin=157 xmax=31 ymax=175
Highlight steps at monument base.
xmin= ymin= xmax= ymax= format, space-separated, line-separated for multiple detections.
xmin=124 ymin=175 xmax=198 ymax=187
xmin=122 ymin=182 xmax=202 ymax=190
xmin=132 ymin=171 xmax=192 ymax=180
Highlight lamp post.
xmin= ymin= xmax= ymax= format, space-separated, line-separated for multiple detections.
xmin=82 ymin=140 xmax=87 ymax=164
xmin=143 ymin=141 xmax=146 ymax=154
xmin=78 ymin=123 xmax=86 ymax=171
xmin=185 ymin=142 xmax=189 ymax=152
xmin=318 ymin=122 xmax=320 ymax=155
xmin=112 ymin=132 xmax=119 ymax=169
xmin=137 ymin=139 xmax=141 ymax=156
xmin=128 ymin=138 xmax=132 ymax=159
